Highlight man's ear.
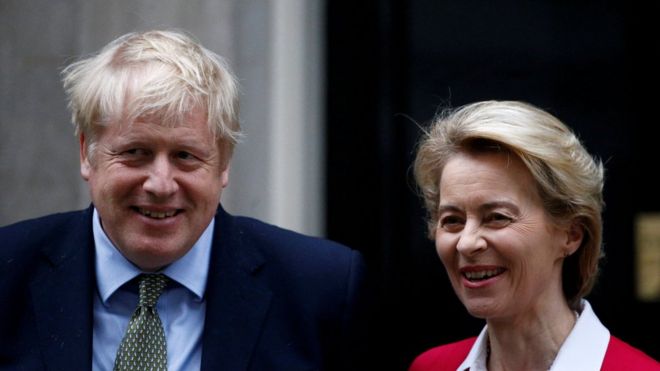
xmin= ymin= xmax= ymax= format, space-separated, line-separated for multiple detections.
xmin=563 ymin=219 xmax=584 ymax=257
xmin=220 ymin=164 xmax=230 ymax=189
xmin=80 ymin=134 xmax=91 ymax=181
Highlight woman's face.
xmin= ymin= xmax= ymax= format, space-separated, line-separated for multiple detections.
xmin=435 ymin=151 xmax=578 ymax=321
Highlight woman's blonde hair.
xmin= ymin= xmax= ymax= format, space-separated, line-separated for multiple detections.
xmin=414 ymin=100 xmax=605 ymax=309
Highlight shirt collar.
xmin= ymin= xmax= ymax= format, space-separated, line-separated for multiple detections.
xmin=93 ymin=208 xmax=214 ymax=305
xmin=456 ymin=300 xmax=610 ymax=371
xmin=457 ymin=325 xmax=489 ymax=371
xmin=550 ymin=300 xmax=610 ymax=370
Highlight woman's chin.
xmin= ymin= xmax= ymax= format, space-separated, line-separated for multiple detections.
xmin=462 ymin=299 xmax=501 ymax=319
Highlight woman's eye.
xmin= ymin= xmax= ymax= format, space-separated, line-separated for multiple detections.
xmin=485 ymin=213 xmax=512 ymax=226
xmin=439 ymin=215 xmax=464 ymax=231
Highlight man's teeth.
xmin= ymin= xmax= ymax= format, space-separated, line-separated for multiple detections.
xmin=464 ymin=269 xmax=503 ymax=281
xmin=138 ymin=208 xmax=176 ymax=219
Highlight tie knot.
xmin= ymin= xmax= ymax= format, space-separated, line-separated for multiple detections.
xmin=138 ymin=274 xmax=168 ymax=308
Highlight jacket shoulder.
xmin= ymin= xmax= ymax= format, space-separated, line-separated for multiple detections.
xmin=1 ymin=209 xmax=90 ymax=245
xmin=409 ymin=337 xmax=477 ymax=371
xmin=223 ymin=212 xmax=366 ymax=308
xmin=602 ymin=336 xmax=660 ymax=370
xmin=0 ymin=209 xmax=94 ymax=369
xmin=0 ymin=209 xmax=92 ymax=267
xmin=231 ymin=213 xmax=358 ymax=261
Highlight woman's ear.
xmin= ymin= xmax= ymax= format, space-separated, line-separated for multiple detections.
xmin=563 ymin=219 xmax=584 ymax=257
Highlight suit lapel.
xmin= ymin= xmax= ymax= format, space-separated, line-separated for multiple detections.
xmin=201 ymin=207 xmax=272 ymax=371
xmin=30 ymin=208 xmax=95 ymax=370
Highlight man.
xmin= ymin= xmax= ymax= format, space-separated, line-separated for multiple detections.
xmin=0 ymin=30 xmax=367 ymax=370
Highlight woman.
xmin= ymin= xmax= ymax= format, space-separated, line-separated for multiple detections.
xmin=410 ymin=101 xmax=658 ymax=370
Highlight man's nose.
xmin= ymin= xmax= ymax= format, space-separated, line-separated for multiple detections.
xmin=143 ymin=155 xmax=179 ymax=198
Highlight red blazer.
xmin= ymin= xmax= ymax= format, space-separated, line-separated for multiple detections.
xmin=410 ymin=336 xmax=659 ymax=370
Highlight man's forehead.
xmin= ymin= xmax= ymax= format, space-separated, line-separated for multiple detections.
xmin=105 ymin=117 xmax=214 ymax=139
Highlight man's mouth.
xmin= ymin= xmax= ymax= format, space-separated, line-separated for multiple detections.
xmin=462 ymin=268 xmax=506 ymax=282
xmin=132 ymin=207 xmax=180 ymax=219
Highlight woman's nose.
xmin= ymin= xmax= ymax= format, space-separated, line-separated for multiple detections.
xmin=455 ymin=223 xmax=487 ymax=255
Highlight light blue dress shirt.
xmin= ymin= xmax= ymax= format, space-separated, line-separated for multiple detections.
xmin=92 ymin=208 xmax=213 ymax=371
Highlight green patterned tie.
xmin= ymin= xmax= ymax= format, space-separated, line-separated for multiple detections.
xmin=113 ymin=274 xmax=169 ymax=371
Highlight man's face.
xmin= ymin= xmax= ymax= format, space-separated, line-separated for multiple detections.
xmin=80 ymin=107 xmax=229 ymax=271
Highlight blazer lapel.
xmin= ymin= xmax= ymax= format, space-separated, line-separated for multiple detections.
xmin=30 ymin=208 xmax=95 ymax=370
xmin=201 ymin=207 xmax=272 ymax=371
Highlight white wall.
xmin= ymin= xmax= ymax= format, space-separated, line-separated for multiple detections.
xmin=0 ymin=0 xmax=325 ymax=236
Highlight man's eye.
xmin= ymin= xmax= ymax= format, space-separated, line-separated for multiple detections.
xmin=124 ymin=148 xmax=149 ymax=156
xmin=176 ymin=151 xmax=196 ymax=160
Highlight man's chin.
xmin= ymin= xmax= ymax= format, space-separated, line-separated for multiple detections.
xmin=118 ymin=243 xmax=188 ymax=271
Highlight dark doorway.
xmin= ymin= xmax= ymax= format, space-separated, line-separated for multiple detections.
xmin=326 ymin=1 xmax=659 ymax=370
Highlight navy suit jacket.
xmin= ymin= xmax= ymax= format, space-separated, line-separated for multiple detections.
xmin=0 ymin=206 xmax=368 ymax=370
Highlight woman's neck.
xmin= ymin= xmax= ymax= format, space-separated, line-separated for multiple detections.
xmin=486 ymin=300 xmax=577 ymax=371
